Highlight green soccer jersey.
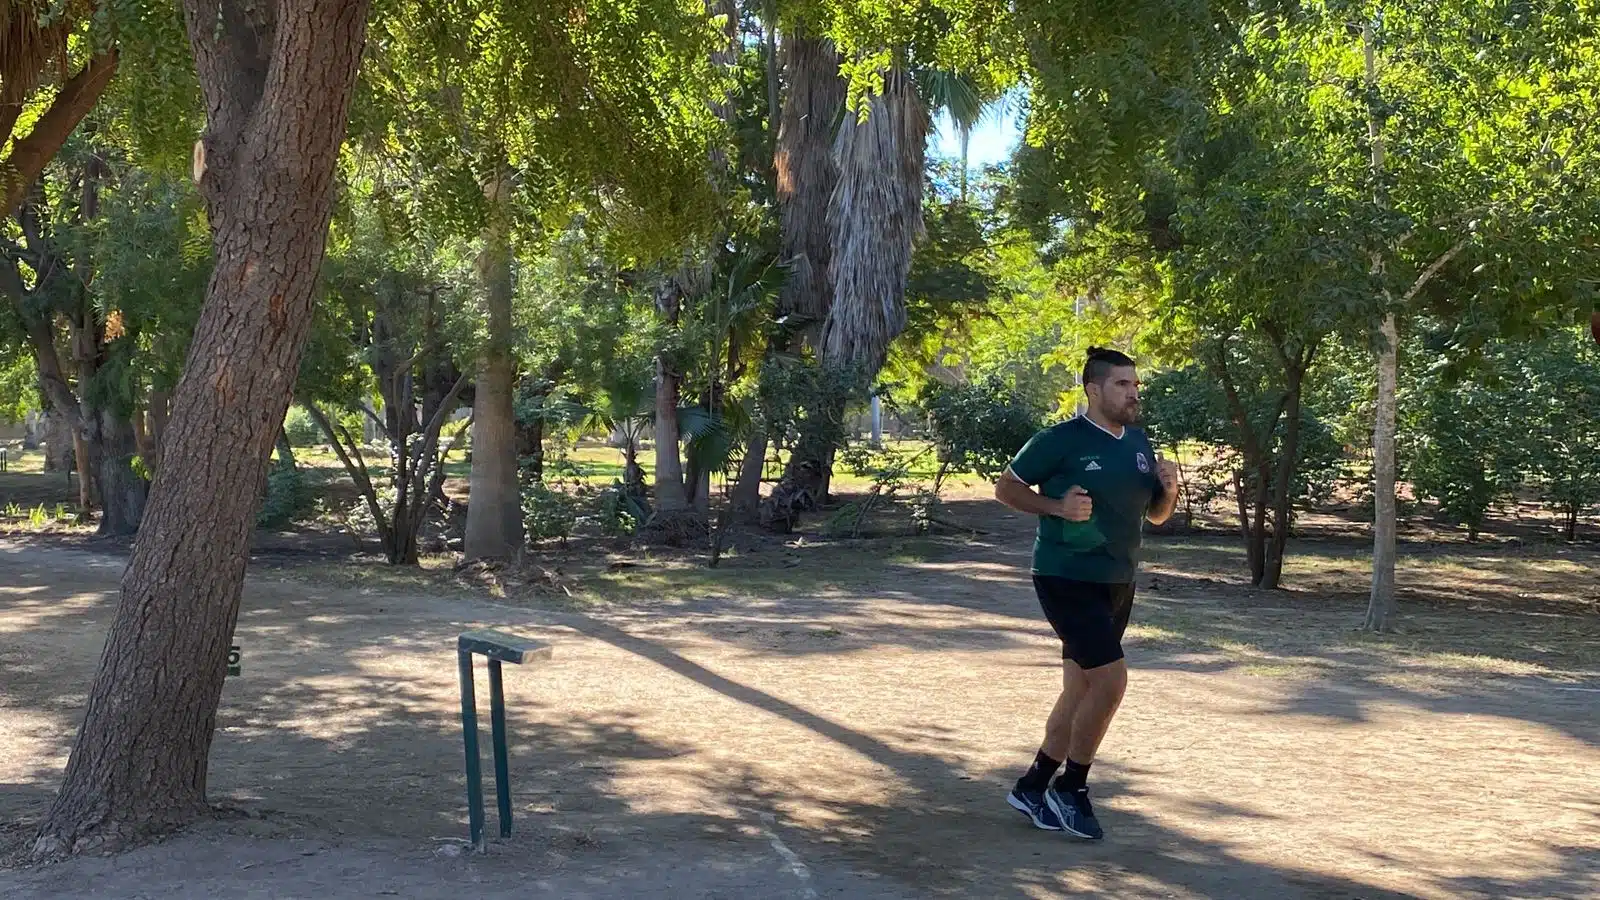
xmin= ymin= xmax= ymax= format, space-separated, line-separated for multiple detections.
xmin=1007 ymin=416 xmax=1167 ymax=584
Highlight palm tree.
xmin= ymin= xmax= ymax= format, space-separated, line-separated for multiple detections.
xmin=759 ymin=61 xmax=987 ymax=530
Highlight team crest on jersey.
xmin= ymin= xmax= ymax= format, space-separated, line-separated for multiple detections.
xmin=1136 ymin=452 xmax=1150 ymax=473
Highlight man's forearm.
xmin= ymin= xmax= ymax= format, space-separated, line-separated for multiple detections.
xmin=1147 ymin=487 xmax=1179 ymax=525
xmin=995 ymin=473 xmax=1060 ymax=518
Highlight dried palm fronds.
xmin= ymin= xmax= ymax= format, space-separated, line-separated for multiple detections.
xmin=773 ymin=30 xmax=845 ymax=346
xmin=1 ymin=1 xmax=83 ymax=104
xmin=820 ymin=66 xmax=927 ymax=370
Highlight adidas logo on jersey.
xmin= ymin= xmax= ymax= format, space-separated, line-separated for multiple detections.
xmin=1085 ymin=461 xmax=1102 ymax=471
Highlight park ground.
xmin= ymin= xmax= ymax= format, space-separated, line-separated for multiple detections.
xmin=1 ymin=495 xmax=1598 ymax=898
xmin=0 ymin=445 xmax=1598 ymax=898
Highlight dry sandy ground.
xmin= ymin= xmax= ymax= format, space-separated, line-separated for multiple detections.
xmin=0 ymin=534 xmax=1596 ymax=899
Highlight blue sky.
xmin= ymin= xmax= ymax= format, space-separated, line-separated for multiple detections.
xmin=930 ymin=107 xmax=1022 ymax=167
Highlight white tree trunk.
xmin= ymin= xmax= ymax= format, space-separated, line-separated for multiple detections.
xmin=1366 ymin=312 xmax=1399 ymax=630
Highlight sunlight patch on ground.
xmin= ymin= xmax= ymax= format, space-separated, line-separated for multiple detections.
xmin=0 ymin=591 xmax=110 ymax=633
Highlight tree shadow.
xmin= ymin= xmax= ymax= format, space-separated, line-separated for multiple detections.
xmin=3 ymin=540 xmax=1597 ymax=898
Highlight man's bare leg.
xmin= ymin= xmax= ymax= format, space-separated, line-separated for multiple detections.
xmin=1010 ymin=661 xmax=1090 ymax=829
xmin=1040 ymin=662 xmax=1088 ymax=761
xmin=1044 ymin=658 xmax=1128 ymax=839
xmin=1066 ymin=659 xmax=1127 ymax=764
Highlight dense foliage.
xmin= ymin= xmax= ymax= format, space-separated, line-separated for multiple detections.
xmin=3 ymin=0 xmax=1598 ymax=566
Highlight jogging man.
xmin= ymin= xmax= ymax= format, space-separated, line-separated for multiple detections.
xmin=994 ymin=346 xmax=1179 ymax=839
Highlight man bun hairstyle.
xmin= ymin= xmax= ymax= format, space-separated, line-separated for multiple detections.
xmin=1082 ymin=346 xmax=1136 ymax=387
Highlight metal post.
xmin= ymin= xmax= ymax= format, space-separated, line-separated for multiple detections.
xmin=456 ymin=629 xmax=550 ymax=851
xmin=458 ymin=648 xmax=486 ymax=851
xmin=488 ymin=658 xmax=512 ymax=838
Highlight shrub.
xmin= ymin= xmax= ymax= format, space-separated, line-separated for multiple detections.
xmin=919 ymin=376 xmax=1044 ymax=481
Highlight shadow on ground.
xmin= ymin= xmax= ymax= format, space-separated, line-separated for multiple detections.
xmin=1 ymin=538 xmax=1596 ymax=899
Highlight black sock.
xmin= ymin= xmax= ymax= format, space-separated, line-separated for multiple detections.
xmin=1018 ymin=750 xmax=1062 ymax=793
xmin=1053 ymin=759 xmax=1091 ymax=793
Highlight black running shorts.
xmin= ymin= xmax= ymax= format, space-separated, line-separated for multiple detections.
xmin=1032 ymin=575 xmax=1134 ymax=670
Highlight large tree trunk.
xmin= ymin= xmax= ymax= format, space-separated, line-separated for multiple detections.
xmin=42 ymin=409 xmax=72 ymax=472
xmin=33 ymin=0 xmax=371 ymax=857
xmin=764 ymin=66 xmax=926 ymax=530
xmin=653 ymin=358 xmax=690 ymax=512
xmin=761 ymin=404 xmax=840 ymax=532
xmin=817 ymin=67 xmax=925 ymax=369
xmin=1366 ymin=312 xmax=1400 ymax=631
xmin=84 ymin=409 xmax=148 ymax=537
xmin=463 ymin=173 xmax=523 ymax=560
xmin=748 ymin=32 xmax=843 ymax=530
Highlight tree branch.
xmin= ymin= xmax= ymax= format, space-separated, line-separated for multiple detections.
xmin=1401 ymin=237 xmax=1471 ymax=304
xmin=306 ymin=401 xmax=384 ymax=529
xmin=407 ymin=372 xmax=471 ymax=480
xmin=1 ymin=51 xmax=121 ymax=220
xmin=2 ymin=259 xmax=84 ymax=431
xmin=412 ymin=414 xmax=472 ymax=546
xmin=357 ymin=401 xmax=387 ymax=439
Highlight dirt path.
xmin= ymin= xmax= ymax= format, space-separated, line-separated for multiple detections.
xmin=1 ymin=539 xmax=1597 ymax=899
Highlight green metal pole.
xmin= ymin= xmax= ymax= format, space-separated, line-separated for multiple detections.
xmin=458 ymin=649 xmax=485 ymax=851
xmin=488 ymin=658 xmax=512 ymax=838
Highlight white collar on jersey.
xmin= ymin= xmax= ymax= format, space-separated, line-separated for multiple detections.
xmin=1075 ymin=413 xmax=1126 ymax=440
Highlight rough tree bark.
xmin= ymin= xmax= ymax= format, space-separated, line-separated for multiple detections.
xmin=33 ymin=0 xmax=371 ymax=857
xmin=463 ymin=170 xmax=524 ymax=559
xmin=42 ymin=408 xmax=72 ymax=472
